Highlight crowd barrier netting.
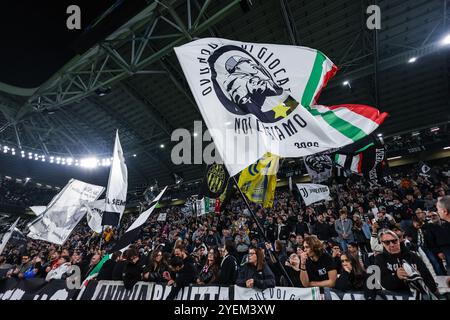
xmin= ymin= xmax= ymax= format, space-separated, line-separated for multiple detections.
xmin=0 ymin=277 xmax=449 ymax=300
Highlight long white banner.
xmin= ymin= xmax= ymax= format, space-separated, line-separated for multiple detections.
xmin=77 ymin=281 xmax=318 ymax=300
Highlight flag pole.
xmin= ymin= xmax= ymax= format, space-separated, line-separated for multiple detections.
xmin=231 ymin=176 xmax=295 ymax=287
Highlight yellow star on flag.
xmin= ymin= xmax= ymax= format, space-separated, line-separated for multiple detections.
xmin=272 ymin=104 xmax=290 ymax=119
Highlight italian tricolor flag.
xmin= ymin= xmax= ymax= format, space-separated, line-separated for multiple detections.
xmin=334 ymin=153 xmax=364 ymax=175
xmin=301 ymin=52 xmax=388 ymax=145
xmin=305 ymin=104 xmax=388 ymax=144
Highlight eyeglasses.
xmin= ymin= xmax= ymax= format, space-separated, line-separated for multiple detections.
xmin=248 ymin=252 xmax=256 ymax=256
xmin=382 ymin=239 xmax=399 ymax=245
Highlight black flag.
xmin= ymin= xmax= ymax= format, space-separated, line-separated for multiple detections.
xmin=199 ymin=163 xmax=230 ymax=199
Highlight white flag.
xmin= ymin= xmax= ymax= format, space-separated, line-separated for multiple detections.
xmin=175 ymin=38 xmax=387 ymax=176
xmin=84 ymin=199 xmax=105 ymax=233
xmin=296 ymin=183 xmax=331 ymax=206
xmin=102 ymin=130 xmax=128 ymax=227
xmin=29 ymin=206 xmax=47 ymax=216
xmin=157 ymin=212 xmax=167 ymax=222
xmin=28 ymin=179 xmax=104 ymax=245
xmin=0 ymin=218 xmax=20 ymax=255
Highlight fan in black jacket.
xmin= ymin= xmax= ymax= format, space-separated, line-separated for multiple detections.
xmin=97 ymin=251 xmax=121 ymax=281
xmin=122 ymin=249 xmax=143 ymax=290
xmin=375 ymin=230 xmax=437 ymax=295
xmin=335 ymin=253 xmax=367 ymax=291
xmin=236 ymin=247 xmax=275 ymax=290
xmin=166 ymin=255 xmax=197 ymax=300
xmin=142 ymin=249 xmax=169 ymax=283
xmin=218 ymin=240 xmax=238 ymax=285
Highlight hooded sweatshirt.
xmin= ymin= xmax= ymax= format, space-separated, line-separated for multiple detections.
xmin=375 ymin=245 xmax=437 ymax=293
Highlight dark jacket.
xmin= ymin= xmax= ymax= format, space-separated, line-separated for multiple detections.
xmin=236 ymin=263 xmax=276 ymax=290
xmin=335 ymin=270 xmax=367 ymax=291
xmin=204 ymin=234 xmax=220 ymax=247
xmin=281 ymin=265 xmax=303 ymax=287
xmin=166 ymin=256 xmax=197 ymax=300
xmin=218 ymin=254 xmax=238 ymax=285
xmin=428 ymin=220 xmax=450 ymax=251
xmin=111 ymin=260 xmax=127 ymax=281
xmin=295 ymin=221 xmax=309 ymax=237
xmin=97 ymin=259 xmax=116 ymax=281
xmin=265 ymin=223 xmax=277 ymax=243
xmin=266 ymin=250 xmax=288 ymax=285
xmin=313 ymin=221 xmax=333 ymax=241
xmin=123 ymin=261 xmax=142 ymax=290
xmin=197 ymin=263 xmax=220 ymax=285
xmin=143 ymin=262 xmax=169 ymax=283
xmin=375 ymin=247 xmax=437 ymax=293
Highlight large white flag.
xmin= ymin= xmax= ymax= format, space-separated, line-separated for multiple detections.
xmin=102 ymin=130 xmax=128 ymax=227
xmin=175 ymin=38 xmax=387 ymax=175
xmin=0 ymin=218 xmax=20 ymax=255
xmin=296 ymin=183 xmax=331 ymax=206
xmin=28 ymin=179 xmax=104 ymax=245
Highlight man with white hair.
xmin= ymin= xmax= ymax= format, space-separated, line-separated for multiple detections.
xmin=434 ymin=196 xmax=450 ymax=274
xmin=375 ymin=229 xmax=437 ymax=295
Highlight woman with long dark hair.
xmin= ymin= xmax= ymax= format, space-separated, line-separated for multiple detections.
xmin=236 ymin=247 xmax=275 ymax=290
xmin=143 ymin=249 xmax=168 ymax=283
xmin=197 ymin=247 xmax=221 ymax=285
xmin=335 ymin=252 xmax=367 ymax=291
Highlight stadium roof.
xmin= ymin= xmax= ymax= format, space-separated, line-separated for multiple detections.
xmin=0 ymin=0 xmax=449 ymax=188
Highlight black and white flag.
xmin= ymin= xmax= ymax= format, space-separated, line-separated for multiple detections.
xmin=110 ymin=187 xmax=167 ymax=253
xmin=102 ymin=130 xmax=128 ymax=227
xmin=303 ymin=154 xmax=333 ymax=183
xmin=84 ymin=199 xmax=105 ymax=233
xmin=419 ymin=162 xmax=431 ymax=175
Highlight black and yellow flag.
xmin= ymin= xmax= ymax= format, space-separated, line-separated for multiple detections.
xmin=199 ymin=163 xmax=230 ymax=199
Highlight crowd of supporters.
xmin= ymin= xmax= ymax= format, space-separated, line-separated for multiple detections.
xmin=0 ymin=178 xmax=56 ymax=214
xmin=1 ymin=159 xmax=450 ymax=299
